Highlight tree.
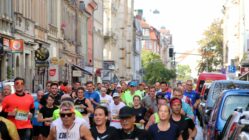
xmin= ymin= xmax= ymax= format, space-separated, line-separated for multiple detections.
xmin=176 ymin=65 xmax=192 ymax=81
xmin=197 ymin=19 xmax=223 ymax=73
xmin=141 ymin=50 xmax=176 ymax=85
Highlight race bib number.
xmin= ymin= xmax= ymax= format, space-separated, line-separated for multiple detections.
xmin=75 ymin=105 xmax=85 ymax=113
xmin=15 ymin=110 xmax=28 ymax=121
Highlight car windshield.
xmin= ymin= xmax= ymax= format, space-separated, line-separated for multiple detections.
xmin=212 ymin=82 xmax=249 ymax=101
xmin=222 ymin=95 xmax=249 ymax=120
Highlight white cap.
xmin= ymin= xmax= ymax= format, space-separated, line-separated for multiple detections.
xmin=113 ymin=92 xmax=120 ymax=98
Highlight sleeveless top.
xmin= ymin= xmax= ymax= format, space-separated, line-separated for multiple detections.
xmin=56 ymin=122 xmax=82 ymax=140
xmin=74 ymin=98 xmax=89 ymax=114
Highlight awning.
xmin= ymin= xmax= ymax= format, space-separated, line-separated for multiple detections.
xmin=72 ymin=64 xmax=93 ymax=76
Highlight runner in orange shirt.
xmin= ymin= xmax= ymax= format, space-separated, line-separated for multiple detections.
xmin=2 ymin=77 xmax=34 ymax=140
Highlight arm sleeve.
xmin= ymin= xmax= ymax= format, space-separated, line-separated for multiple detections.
xmin=186 ymin=118 xmax=195 ymax=130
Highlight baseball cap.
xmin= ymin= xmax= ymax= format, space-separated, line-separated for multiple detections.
xmin=129 ymin=81 xmax=137 ymax=87
xmin=113 ymin=92 xmax=120 ymax=98
xmin=119 ymin=106 xmax=135 ymax=118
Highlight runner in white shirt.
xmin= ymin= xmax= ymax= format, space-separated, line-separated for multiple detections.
xmin=109 ymin=92 xmax=125 ymax=129
xmin=99 ymin=87 xmax=113 ymax=108
xmin=47 ymin=100 xmax=93 ymax=140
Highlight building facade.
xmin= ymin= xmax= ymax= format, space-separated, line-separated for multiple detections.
xmin=223 ymin=0 xmax=249 ymax=78
xmin=103 ymin=0 xmax=135 ymax=82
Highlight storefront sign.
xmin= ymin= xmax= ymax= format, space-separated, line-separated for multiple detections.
xmin=49 ymin=65 xmax=59 ymax=81
xmin=35 ymin=60 xmax=49 ymax=67
xmin=35 ymin=46 xmax=50 ymax=61
xmin=73 ymin=70 xmax=82 ymax=77
xmin=10 ymin=39 xmax=24 ymax=52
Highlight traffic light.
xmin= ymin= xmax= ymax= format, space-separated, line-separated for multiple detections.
xmin=169 ymin=48 xmax=174 ymax=57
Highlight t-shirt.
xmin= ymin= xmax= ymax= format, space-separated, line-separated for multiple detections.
xmin=133 ymin=106 xmax=147 ymax=123
xmin=118 ymin=126 xmax=152 ymax=140
xmin=40 ymin=106 xmax=58 ymax=126
xmin=40 ymin=93 xmax=62 ymax=107
xmin=148 ymin=122 xmax=181 ymax=140
xmin=90 ymin=126 xmax=120 ymax=140
xmin=121 ymin=90 xmax=142 ymax=107
xmin=142 ymin=95 xmax=157 ymax=113
xmin=32 ymin=100 xmax=43 ymax=126
xmin=170 ymin=115 xmax=195 ymax=140
xmin=84 ymin=91 xmax=100 ymax=108
xmin=109 ymin=102 xmax=125 ymax=129
xmin=183 ymin=90 xmax=200 ymax=106
xmin=2 ymin=93 xmax=34 ymax=129
xmin=100 ymin=94 xmax=113 ymax=108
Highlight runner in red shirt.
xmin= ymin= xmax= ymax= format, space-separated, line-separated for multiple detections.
xmin=2 ymin=77 xmax=34 ymax=140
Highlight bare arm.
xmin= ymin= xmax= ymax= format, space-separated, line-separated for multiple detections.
xmin=145 ymin=114 xmax=155 ymax=130
xmin=188 ymin=127 xmax=197 ymax=139
xmin=37 ymin=113 xmax=52 ymax=122
xmin=177 ymin=134 xmax=183 ymax=140
xmin=80 ymin=125 xmax=94 ymax=140
xmin=85 ymin=99 xmax=94 ymax=114
xmin=47 ymin=126 xmax=56 ymax=140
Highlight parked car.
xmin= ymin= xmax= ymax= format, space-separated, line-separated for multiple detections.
xmin=224 ymin=111 xmax=249 ymax=140
xmin=195 ymin=72 xmax=226 ymax=94
xmin=205 ymin=89 xmax=249 ymax=140
xmin=201 ymin=80 xmax=249 ymax=127
xmin=220 ymin=108 xmax=246 ymax=139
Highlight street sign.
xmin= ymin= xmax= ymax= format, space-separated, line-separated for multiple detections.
xmin=228 ymin=65 xmax=236 ymax=73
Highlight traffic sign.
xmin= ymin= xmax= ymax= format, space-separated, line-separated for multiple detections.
xmin=228 ymin=65 xmax=236 ymax=73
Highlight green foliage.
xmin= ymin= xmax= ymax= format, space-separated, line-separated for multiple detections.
xmin=141 ymin=50 xmax=176 ymax=85
xmin=176 ymin=65 xmax=192 ymax=81
xmin=197 ymin=19 xmax=223 ymax=73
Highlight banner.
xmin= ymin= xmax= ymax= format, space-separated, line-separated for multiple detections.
xmin=10 ymin=39 xmax=24 ymax=52
xmin=49 ymin=65 xmax=59 ymax=81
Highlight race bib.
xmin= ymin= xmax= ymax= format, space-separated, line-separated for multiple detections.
xmin=75 ymin=105 xmax=85 ymax=113
xmin=15 ymin=110 xmax=29 ymax=121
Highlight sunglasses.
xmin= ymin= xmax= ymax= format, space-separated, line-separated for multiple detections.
xmin=15 ymin=81 xmax=24 ymax=85
xmin=60 ymin=113 xmax=73 ymax=118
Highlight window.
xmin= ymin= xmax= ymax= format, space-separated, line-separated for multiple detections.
xmin=222 ymin=95 xmax=249 ymax=120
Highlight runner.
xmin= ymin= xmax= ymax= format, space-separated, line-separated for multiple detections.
xmin=121 ymin=81 xmax=142 ymax=107
xmin=84 ymin=81 xmax=100 ymax=126
xmin=170 ymin=97 xmax=197 ymax=140
xmin=2 ymin=85 xmax=11 ymax=97
xmin=0 ymin=116 xmax=20 ymax=140
xmin=90 ymin=106 xmax=120 ymax=140
xmin=74 ymin=87 xmax=93 ymax=124
xmin=148 ymin=105 xmax=182 ymax=140
xmin=1 ymin=77 xmax=34 ymax=140
xmin=47 ymin=100 xmax=93 ymax=140
xmin=118 ymin=106 xmax=152 ymax=140
xmin=32 ymin=90 xmax=44 ymax=140
xmin=40 ymin=82 xmax=62 ymax=107
xmin=132 ymin=95 xmax=147 ymax=129
xmin=38 ymin=95 xmax=58 ymax=139
xmin=109 ymin=92 xmax=125 ymax=129
xmin=145 ymin=95 xmax=168 ymax=130
xmin=99 ymin=87 xmax=113 ymax=108
xmin=173 ymin=88 xmax=194 ymax=120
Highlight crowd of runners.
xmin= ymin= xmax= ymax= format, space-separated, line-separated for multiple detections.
xmin=0 ymin=77 xmax=201 ymax=140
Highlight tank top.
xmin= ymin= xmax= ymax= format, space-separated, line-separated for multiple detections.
xmin=56 ymin=122 xmax=82 ymax=140
xmin=74 ymin=98 xmax=88 ymax=114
